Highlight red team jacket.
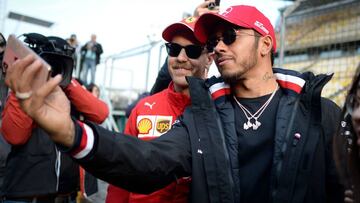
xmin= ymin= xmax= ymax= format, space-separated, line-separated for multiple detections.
xmin=106 ymin=82 xmax=191 ymax=203
xmin=2 ymin=79 xmax=109 ymax=145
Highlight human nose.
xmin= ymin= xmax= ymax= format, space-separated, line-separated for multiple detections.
xmin=176 ymin=48 xmax=188 ymax=61
xmin=213 ymin=38 xmax=227 ymax=53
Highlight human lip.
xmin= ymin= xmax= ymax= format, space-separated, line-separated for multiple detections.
xmin=173 ymin=65 xmax=191 ymax=71
xmin=216 ymin=56 xmax=232 ymax=66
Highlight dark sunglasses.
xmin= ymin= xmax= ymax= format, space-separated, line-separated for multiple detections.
xmin=165 ymin=42 xmax=204 ymax=59
xmin=206 ymin=28 xmax=261 ymax=52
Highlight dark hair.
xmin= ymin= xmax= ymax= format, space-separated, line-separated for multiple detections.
xmin=333 ymin=63 xmax=360 ymax=202
xmin=86 ymin=83 xmax=99 ymax=92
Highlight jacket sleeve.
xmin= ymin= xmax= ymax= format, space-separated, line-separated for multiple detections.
xmin=1 ymin=92 xmax=34 ymax=145
xmin=64 ymin=79 xmax=109 ymax=124
xmin=321 ymin=98 xmax=344 ymax=202
xmin=69 ymin=120 xmax=192 ymax=194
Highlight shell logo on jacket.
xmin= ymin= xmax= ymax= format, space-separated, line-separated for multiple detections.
xmin=136 ymin=115 xmax=173 ymax=139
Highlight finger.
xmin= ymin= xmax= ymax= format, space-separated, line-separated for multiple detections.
xmin=34 ymin=74 xmax=62 ymax=99
xmin=344 ymin=197 xmax=354 ymax=203
xmin=345 ymin=189 xmax=354 ymax=196
xmin=18 ymin=59 xmax=43 ymax=93
xmin=5 ymin=55 xmax=36 ymax=90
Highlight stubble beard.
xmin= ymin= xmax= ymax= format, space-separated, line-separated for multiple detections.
xmin=220 ymin=52 xmax=258 ymax=85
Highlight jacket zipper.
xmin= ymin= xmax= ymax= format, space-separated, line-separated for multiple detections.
xmin=272 ymin=98 xmax=299 ymax=200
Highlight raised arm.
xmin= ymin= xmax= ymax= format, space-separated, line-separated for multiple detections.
xmin=1 ymin=92 xmax=34 ymax=145
xmin=5 ymin=54 xmax=192 ymax=194
xmin=63 ymin=78 xmax=109 ymax=123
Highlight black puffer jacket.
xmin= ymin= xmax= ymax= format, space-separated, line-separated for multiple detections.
xmin=76 ymin=68 xmax=343 ymax=203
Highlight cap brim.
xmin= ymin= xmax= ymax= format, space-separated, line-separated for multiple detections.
xmin=194 ymin=13 xmax=251 ymax=43
xmin=162 ymin=23 xmax=194 ymax=42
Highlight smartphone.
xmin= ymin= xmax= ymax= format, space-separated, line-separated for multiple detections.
xmin=2 ymin=34 xmax=51 ymax=91
xmin=208 ymin=0 xmax=220 ymax=10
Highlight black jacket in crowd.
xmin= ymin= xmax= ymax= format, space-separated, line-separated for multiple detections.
xmin=73 ymin=68 xmax=344 ymax=203
xmin=2 ymin=111 xmax=98 ymax=198
xmin=80 ymin=41 xmax=103 ymax=65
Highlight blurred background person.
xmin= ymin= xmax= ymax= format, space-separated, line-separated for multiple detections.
xmin=80 ymin=34 xmax=103 ymax=85
xmin=66 ymin=34 xmax=81 ymax=76
xmin=86 ymin=82 xmax=100 ymax=98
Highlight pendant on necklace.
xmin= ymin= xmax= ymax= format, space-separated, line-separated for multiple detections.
xmin=243 ymin=119 xmax=261 ymax=130
xmin=243 ymin=120 xmax=252 ymax=130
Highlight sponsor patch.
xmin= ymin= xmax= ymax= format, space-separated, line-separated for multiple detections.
xmin=156 ymin=119 xmax=171 ymax=133
xmin=137 ymin=118 xmax=152 ymax=134
xmin=137 ymin=115 xmax=173 ymax=138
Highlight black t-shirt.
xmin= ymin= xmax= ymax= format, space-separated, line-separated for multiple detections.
xmin=232 ymin=89 xmax=282 ymax=203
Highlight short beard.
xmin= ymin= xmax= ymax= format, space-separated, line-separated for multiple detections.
xmin=221 ymin=52 xmax=258 ymax=84
xmin=220 ymin=35 xmax=260 ymax=84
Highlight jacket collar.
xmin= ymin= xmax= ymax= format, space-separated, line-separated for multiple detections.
xmin=205 ymin=68 xmax=313 ymax=104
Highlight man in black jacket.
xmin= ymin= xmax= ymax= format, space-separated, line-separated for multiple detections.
xmin=5 ymin=5 xmax=344 ymax=203
xmin=80 ymin=34 xmax=103 ymax=85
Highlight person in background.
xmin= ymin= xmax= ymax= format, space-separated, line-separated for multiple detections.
xmin=80 ymin=34 xmax=103 ymax=85
xmin=66 ymin=34 xmax=80 ymax=75
xmin=86 ymin=83 xmax=100 ymax=98
xmin=106 ymin=16 xmax=213 ymax=203
xmin=333 ymin=63 xmax=360 ymax=203
xmin=149 ymin=0 xmax=220 ymax=96
xmin=4 ymin=5 xmax=344 ymax=203
xmin=1 ymin=35 xmax=108 ymax=203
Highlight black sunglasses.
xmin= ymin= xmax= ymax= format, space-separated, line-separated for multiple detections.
xmin=165 ymin=42 xmax=204 ymax=59
xmin=206 ymin=28 xmax=260 ymax=52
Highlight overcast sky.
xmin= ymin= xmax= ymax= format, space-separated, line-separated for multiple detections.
xmin=1 ymin=0 xmax=292 ymax=92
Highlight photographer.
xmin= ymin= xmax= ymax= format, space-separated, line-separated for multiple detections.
xmin=1 ymin=34 xmax=109 ymax=203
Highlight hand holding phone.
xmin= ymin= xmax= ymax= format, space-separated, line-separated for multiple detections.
xmin=2 ymin=34 xmax=51 ymax=91
xmin=194 ymin=0 xmax=220 ymax=17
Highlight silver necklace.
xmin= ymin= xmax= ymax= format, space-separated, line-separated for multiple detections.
xmin=233 ymin=85 xmax=278 ymax=130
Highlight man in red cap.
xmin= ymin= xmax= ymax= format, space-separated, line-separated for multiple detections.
xmin=5 ymin=5 xmax=344 ymax=203
xmin=106 ymin=16 xmax=212 ymax=203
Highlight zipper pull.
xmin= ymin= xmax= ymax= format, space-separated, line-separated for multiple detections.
xmin=293 ymin=133 xmax=301 ymax=146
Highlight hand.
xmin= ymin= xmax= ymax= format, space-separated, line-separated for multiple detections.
xmin=344 ymin=189 xmax=354 ymax=203
xmin=5 ymin=55 xmax=75 ymax=147
xmin=193 ymin=0 xmax=220 ymax=17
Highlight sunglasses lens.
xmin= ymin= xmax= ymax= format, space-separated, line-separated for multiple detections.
xmin=185 ymin=45 xmax=203 ymax=59
xmin=222 ymin=29 xmax=237 ymax=45
xmin=166 ymin=43 xmax=203 ymax=59
xmin=206 ymin=28 xmax=237 ymax=51
xmin=166 ymin=43 xmax=181 ymax=57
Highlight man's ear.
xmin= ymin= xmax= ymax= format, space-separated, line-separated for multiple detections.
xmin=206 ymin=52 xmax=214 ymax=68
xmin=260 ymin=36 xmax=273 ymax=56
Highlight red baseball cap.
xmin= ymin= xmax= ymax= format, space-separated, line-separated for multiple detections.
xmin=162 ymin=16 xmax=198 ymax=42
xmin=194 ymin=5 xmax=276 ymax=52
